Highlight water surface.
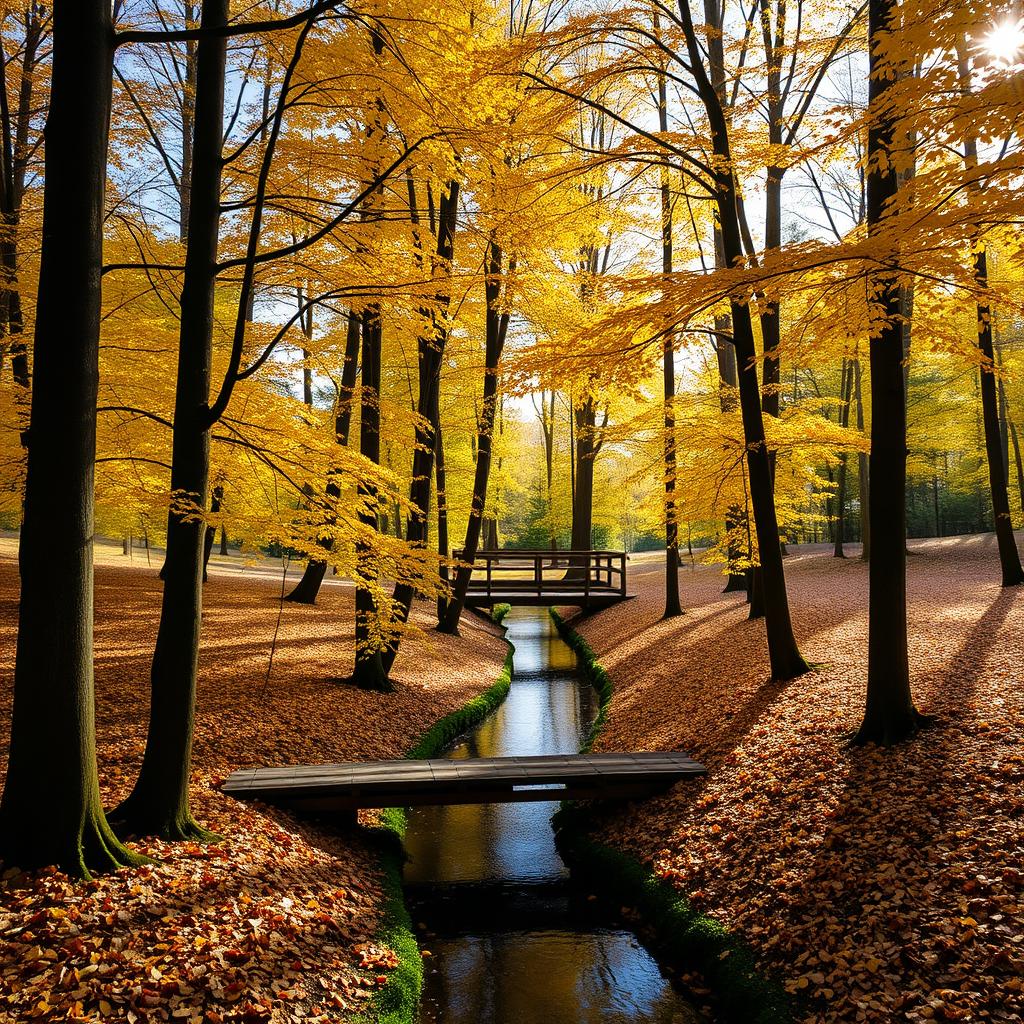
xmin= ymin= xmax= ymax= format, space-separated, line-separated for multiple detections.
xmin=402 ymin=608 xmax=702 ymax=1024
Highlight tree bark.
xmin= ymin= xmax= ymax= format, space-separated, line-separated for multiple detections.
xmin=855 ymin=0 xmax=925 ymax=745
xmin=440 ymin=241 xmax=510 ymax=635
xmin=973 ymin=247 xmax=1023 ymax=585
xmin=834 ymin=359 xmax=854 ymax=558
xmin=956 ymin=41 xmax=1023 ymax=586
xmin=0 ymin=0 xmax=144 ymax=876
xmin=111 ymin=0 xmax=229 ymax=838
xmin=855 ymin=355 xmax=870 ymax=560
xmin=201 ymin=484 xmax=223 ymax=582
xmin=656 ymin=34 xmax=682 ymax=618
xmin=351 ymin=306 xmax=391 ymax=690
xmin=382 ymin=180 xmax=459 ymax=667
xmin=676 ymin=0 xmax=806 ymax=681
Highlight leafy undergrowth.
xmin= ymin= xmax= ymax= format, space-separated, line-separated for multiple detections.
xmin=0 ymin=555 xmax=509 ymax=1024
xmin=560 ymin=537 xmax=1024 ymax=1024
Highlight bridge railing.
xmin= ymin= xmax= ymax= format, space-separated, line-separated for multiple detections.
xmin=451 ymin=549 xmax=627 ymax=601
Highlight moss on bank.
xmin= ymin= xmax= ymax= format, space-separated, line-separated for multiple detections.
xmin=549 ymin=609 xmax=793 ymax=1024
xmin=360 ymin=644 xmax=515 ymax=1024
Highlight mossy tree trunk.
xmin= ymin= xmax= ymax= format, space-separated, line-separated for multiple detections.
xmin=0 ymin=0 xmax=145 ymax=877
xmin=111 ymin=0 xmax=229 ymax=838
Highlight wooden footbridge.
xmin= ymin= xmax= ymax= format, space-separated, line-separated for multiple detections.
xmin=459 ymin=549 xmax=632 ymax=609
xmin=223 ymin=751 xmax=705 ymax=821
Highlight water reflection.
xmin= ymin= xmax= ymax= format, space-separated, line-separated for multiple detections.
xmin=403 ymin=608 xmax=701 ymax=1024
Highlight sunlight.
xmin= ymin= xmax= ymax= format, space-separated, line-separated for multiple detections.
xmin=982 ymin=18 xmax=1024 ymax=66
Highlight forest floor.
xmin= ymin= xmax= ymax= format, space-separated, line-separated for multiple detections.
xmin=0 ymin=547 xmax=509 ymax=1024
xmin=562 ymin=535 xmax=1024 ymax=1024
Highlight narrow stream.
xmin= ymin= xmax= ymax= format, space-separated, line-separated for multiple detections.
xmin=402 ymin=608 xmax=701 ymax=1024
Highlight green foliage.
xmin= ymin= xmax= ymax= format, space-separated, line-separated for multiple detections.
xmin=549 ymin=610 xmax=792 ymax=1024
xmin=491 ymin=603 xmax=512 ymax=624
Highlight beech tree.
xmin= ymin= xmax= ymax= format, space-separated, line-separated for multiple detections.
xmin=0 ymin=0 xmax=144 ymax=875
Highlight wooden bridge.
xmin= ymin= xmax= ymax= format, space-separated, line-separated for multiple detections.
xmin=222 ymin=751 xmax=705 ymax=822
xmin=458 ymin=549 xmax=631 ymax=609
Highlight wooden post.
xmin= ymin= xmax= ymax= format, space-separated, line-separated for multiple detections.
xmin=535 ymin=552 xmax=542 ymax=597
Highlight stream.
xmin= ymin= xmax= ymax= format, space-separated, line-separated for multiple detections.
xmin=401 ymin=607 xmax=702 ymax=1024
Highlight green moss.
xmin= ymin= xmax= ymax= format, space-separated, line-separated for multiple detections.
xmin=549 ymin=608 xmax=612 ymax=752
xmin=358 ymin=643 xmax=515 ymax=1023
xmin=491 ymin=602 xmax=512 ymax=625
xmin=548 ymin=610 xmax=794 ymax=1024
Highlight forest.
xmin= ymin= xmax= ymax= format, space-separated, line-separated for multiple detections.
xmin=0 ymin=0 xmax=1023 ymax=1022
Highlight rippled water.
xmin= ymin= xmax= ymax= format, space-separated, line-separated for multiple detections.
xmin=402 ymin=608 xmax=701 ymax=1024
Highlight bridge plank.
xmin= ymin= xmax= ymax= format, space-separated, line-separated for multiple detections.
xmin=223 ymin=751 xmax=705 ymax=810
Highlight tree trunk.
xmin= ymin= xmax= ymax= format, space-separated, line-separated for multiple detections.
xmin=111 ymin=0 xmax=229 ymax=838
xmin=656 ymin=43 xmax=682 ymax=618
xmin=570 ymin=397 xmax=598 ymax=555
xmin=956 ymin=42 xmax=1023 ymax=586
xmin=287 ymin=311 xmax=361 ymax=603
xmin=440 ymin=241 xmax=510 ymax=635
xmin=0 ymin=0 xmax=144 ymax=876
xmin=201 ymin=484 xmax=223 ymax=582
xmin=434 ymin=385 xmax=450 ymax=626
xmin=382 ymin=181 xmax=460 ymax=668
xmin=855 ymin=0 xmax=925 ymax=745
xmin=1010 ymin=419 xmax=1024 ymax=519
xmin=351 ymin=306 xmax=391 ymax=691
xmin=219 ymin=524 xmax=228 ymax=555
xmin=671 ymin=22 xmax=807 ymax=679
xmin=834 ymin=359 xmax=853 ymax=558
xmin=974 ymin=247 xmax=1023 ymax=585
xmin=852 ymin=354 xmax=871 ymax=560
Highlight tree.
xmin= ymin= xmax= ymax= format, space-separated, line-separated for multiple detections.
xmin=854 ymin=0 xmax=925 ymax=745
xmin=0 ymin=0 xmax=145 ymax=875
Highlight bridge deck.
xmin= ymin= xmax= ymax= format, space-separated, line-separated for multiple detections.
xmin=223 ymin=751 xmax=705 ymax=814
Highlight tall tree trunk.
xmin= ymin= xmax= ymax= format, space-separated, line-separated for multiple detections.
xmin=656 ymin=33 xmax=682 ymax=618
xmin=716 ymin=328 xmax=747 ymax=593
xmin=957 ymin=41 xmax=1023 ymax=586
xmin=440 ymin=241 xmax=510 ymax=635
xmin=973 ymin=246 xmax=1023 ymax=584
xmin=111 ymin=0 xmax=229 ymax=838
xmin=219 ymin=524 xmax=228 ymax=555
xmin=855 ymin=355 xmax=870 ymax=560
xmin=434 ymin=384 xmax=450 ymax=626
xmin=382 ymin=181 xmax=460 ymax=670
xmin=287 ymin=311 xmax=361 ymax=604
xmin=1010 ymin=419 xmax=1024 ymax=518
xmin=677 ymin=0 xmax=805 ymax=680
xmin=0 ymin=3 xmax=41 ymax=395
xmin=834 ymin=359 xmax=854 ymax=558
xmin=568 ymin=395 xmax=601 ymax=585
xmin=0 ymin=0 xmax=144 ymax=875
xmin=855 ymin=0 xmax=925 ymax=745
xmin=351 ymin=307 xmax=391 ymax=690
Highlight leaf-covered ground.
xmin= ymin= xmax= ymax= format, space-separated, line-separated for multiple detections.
xmin=562 ymin=537 xmax=1024 ymax=1024
xmin=0 ymin=549 xmax=509 ymax=1023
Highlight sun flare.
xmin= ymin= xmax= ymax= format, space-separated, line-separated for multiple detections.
xmin=982 ymin=18 xmax=1024 ymax=65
